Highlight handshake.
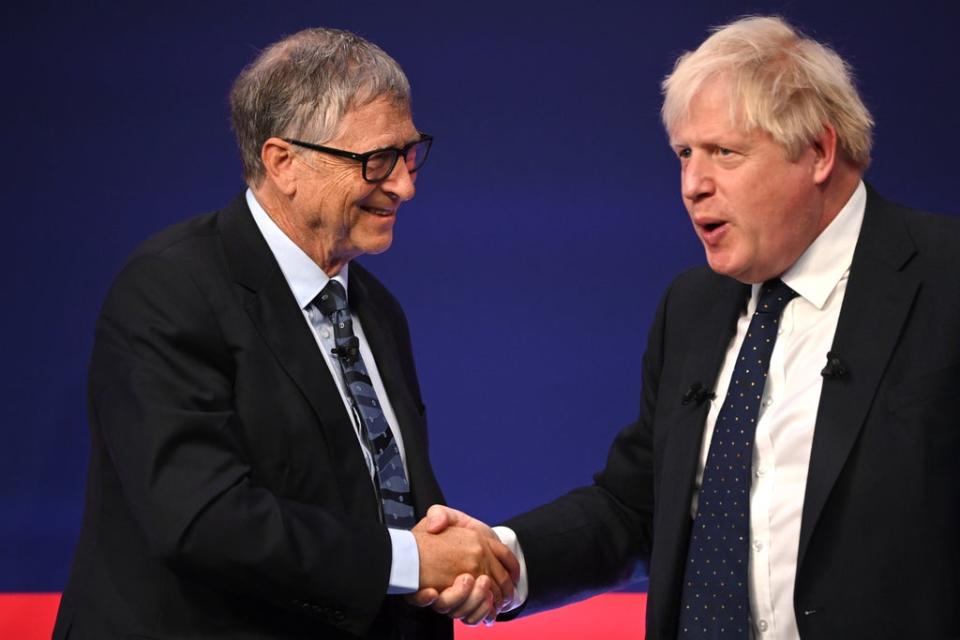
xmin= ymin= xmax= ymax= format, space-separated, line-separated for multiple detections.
xmin=409 ymin=505 xmax=522 ymax=626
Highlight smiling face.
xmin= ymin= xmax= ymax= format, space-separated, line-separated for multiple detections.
xmin=669 ymin=78 xmax=834 ymax=284
xmin=283 ymin=96 xmax=420 ymax=273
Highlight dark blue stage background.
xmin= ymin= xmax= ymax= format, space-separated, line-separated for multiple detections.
xmin=2 ymin=0 xmax=958 ymax=600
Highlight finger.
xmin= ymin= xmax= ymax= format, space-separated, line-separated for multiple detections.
xmin=473 ymin=574 xmax=502 ymax=613
xmin=463 ymin=591 xmax=495 ymax=626
xmin=490 ymin=538 xmax=521 ymax=583
xmin=424 ymin=504 xmax=466 ymax=534
xmin=484 ymin=547 xmax=514 ymax=606
xmin=405 ymin=587 xmax=438 ymax=608
xmin=486 ymin=576 xmax=503 ymax=610
xmin=432 ymin=574 xmax=474 ymax=615
xmin=450 ymin=575 xmax=495 ymax=622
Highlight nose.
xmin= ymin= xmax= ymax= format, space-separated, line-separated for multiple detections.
xmin=681 ymin=151 xmax=714 ymax=203
xmin=380 ymin=157 xmax=416 ymax=202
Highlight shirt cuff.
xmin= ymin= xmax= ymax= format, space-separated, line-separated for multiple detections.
xmin=492 ymin=525 xmax=529 ymax=611
xmin=386 ymin=528 xmax=420 ymax=594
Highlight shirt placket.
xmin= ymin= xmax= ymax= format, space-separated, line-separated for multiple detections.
xmin=750 ymin=299 xmax=794 ymax=638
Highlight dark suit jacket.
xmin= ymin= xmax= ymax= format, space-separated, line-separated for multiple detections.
xmin=54 ymin=194 xmax=451 ymax=640
xmin=505 ymin=186 xmax=960 ymax=639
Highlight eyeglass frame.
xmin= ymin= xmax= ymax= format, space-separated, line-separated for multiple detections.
xmin=282 ymin=133 xmax=433 ymax=183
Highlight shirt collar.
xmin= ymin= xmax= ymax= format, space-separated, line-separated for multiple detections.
xmin=773 ymin=180 xmax=866 ymax=310
xmin=245 ymin=188 xmax=348 ymax=310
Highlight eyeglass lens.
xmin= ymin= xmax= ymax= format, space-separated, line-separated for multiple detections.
xmin=365 ymin=139 xmax=431 ymax=181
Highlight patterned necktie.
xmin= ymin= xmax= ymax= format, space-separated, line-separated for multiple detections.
xmin=313 ymin=279 xmax=416 ymax=529
xmin=678 ymin=279 xmax=798 ymax=639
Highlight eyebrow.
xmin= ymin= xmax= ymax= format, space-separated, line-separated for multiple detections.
xmin=363 ymin=133 xmax=423 ymax=153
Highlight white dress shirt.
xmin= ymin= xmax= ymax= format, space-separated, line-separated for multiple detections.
xmin=499 ymin=182 xmax=867 ymax=636
xmin=697 ymin=181 xmax=865 ymax=638
xmin=246 ymin=189 xmax=419 ymax=593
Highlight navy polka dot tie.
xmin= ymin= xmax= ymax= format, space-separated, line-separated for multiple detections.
xmin=314 ymin=280 xmax=416 ymax=529
xmin=678 ymin=279 xmax=797 ymax=639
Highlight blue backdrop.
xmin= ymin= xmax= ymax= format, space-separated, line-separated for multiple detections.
xmin=3 ymin=0 xmax=958 ymax=593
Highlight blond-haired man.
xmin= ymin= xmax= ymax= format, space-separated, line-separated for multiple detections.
xmin=419 ymin=16 xmax=960 ymax=639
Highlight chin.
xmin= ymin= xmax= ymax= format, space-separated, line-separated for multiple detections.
xmin=705 ymin=252 xmax=735 ymax=278
xmin=706 ymin=258 xmax=755 ymax=284
xmin=359 ymin=235 xmax=394 ymax=256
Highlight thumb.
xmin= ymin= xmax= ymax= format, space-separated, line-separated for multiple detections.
xmin=406 ymin=587 xmax=439 ymax=608
xmin=425 ymin=504 xmax=465 ymax=533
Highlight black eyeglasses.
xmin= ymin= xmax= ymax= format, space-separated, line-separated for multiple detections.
xmin=283 ymin=134 xmax=433 ymax=183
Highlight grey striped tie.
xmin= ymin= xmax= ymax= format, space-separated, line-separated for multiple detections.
xmin=314 ymin=279 xmax=416 ymax=528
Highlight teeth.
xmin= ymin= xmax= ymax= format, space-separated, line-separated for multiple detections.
xmin=363 ymin=207 xmax=393 ymax=216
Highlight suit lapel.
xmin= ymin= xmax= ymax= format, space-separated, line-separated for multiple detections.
xmin=218 ymin=195 xmax=380 ymax=520
xmin=350 ymin=270 xmax=443 ymax=517
xmin=797 ymin=187 xmax=919 ymax=567
xmin=657 ymin=277 xmax=749 ymax=595
xmin=668 ymin=276 xmax=749 ymax=493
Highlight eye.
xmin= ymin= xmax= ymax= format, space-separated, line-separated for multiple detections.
xmin=677 ymin=147 xmax=692 ymax=160
xmin=717 ymin=147 xmax=734 ymax=156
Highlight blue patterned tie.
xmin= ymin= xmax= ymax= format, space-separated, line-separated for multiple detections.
xmin=314 ymin=280 xmax=416 ymax=529
xmin=678 ymin=279 xmax=798 ymax=639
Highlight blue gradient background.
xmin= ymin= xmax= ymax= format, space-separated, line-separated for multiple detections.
xmin=2 ymin=0 xmax=958 ymax=593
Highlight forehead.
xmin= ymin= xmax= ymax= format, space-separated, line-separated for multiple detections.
xmin=334 ymin=97 xmax=417 ymax=149
xmin=669 ymin=79 xmax=745 ymax=144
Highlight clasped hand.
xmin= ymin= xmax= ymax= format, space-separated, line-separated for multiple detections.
xmin=409 ymin=505 xmax=519 ymax=626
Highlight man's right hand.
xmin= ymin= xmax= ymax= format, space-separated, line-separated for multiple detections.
xmin=410 ymin=505 xmax=520 ymax=624
xmin=413 ymin=505 xmax=520 ymax=610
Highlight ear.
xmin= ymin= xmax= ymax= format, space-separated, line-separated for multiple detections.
xmin=260 ymin=137 xmax=299 ymax=195
xmin=811 ymin=123 xmax=838 ymax=185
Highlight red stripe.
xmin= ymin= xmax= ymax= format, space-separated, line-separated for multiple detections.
xmin=457 ymin=592 xmax=647 ymax=639
xmin=0 ymin=592 xmax=646 ymax=638
xmin=0 ymin=594 xmax=60 ymax=640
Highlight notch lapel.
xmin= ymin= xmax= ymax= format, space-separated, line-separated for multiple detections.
xmin=797 ymin=188 xmax=919 ymax=568
xmin=654 ymin=276 xmax=749 ymax=604
xmin=350 ymin=270 xmax=443 ymax=517
xmin=218 ymin=196 xmax=380 ymax=521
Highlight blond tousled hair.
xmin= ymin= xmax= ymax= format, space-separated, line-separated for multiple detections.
xmin=661 ymin=16 xmax=874 ymax=167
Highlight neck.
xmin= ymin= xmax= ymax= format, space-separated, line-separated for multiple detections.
xmin=251 ymin=182 xmax=351 ymax=276
xmin=817 ymin=161 xmax=863 ymax=232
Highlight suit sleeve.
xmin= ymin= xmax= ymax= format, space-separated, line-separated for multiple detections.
xmin=501 ymin=283 xmax=669 ymax=613
xmin=89 ymin=252 xmax=391 ymax=636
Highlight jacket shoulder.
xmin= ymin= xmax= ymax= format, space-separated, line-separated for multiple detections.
xmin=128 ymin=210 xmax=222 ymax=263
xmin=864 ymin=188 xmax=960 ymax=272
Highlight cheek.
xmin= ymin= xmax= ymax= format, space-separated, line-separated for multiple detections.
xmin=347 ymin=179 xmax=378 ymax=205
xmin=327 ymin=183 xmax=375 ymax=222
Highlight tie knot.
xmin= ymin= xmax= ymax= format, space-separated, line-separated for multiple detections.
xmin=756 ymin=278 xmax=798 ymax=316
xmin=314 ymin=279 xmax=348 ymax=317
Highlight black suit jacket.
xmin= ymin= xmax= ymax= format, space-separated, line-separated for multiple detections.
xmin=54 ymin=194 xmax=451 ymax=640
xmin=505 ymin=187 xmax=960 ymax=639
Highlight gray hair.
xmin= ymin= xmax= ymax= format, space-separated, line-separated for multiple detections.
xmin=662 ymin=16 xmax=874 ymax=168
xmin=229 ymin=27 xmax=411 ymax=184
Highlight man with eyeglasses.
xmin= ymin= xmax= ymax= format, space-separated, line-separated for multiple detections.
xmin=53 ymin=27 xmax=517 ymax=640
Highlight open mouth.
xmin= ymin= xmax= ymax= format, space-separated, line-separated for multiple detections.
xmin=697 ymin=219 xmax=728 ymax=246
